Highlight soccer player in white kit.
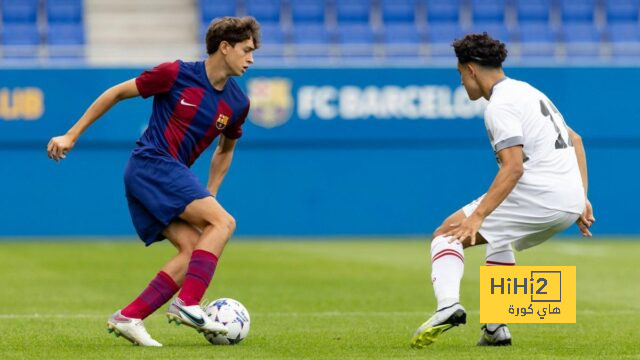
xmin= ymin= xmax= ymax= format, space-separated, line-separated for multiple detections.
xmin=410 ymin=33 xmax=595 ymax=348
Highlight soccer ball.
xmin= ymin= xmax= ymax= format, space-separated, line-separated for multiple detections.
xmin=204 ymin=298 xmax=250 ymax=345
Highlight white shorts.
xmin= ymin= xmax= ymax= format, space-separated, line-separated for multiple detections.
xmin=462 ymin=194 xmax=580 ymax=251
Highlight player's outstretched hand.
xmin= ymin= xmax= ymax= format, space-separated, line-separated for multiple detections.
xmin=576 ymin=198 xmax=595 ymax=237
xmin=47 ymin=134 xmax=75 ymax=162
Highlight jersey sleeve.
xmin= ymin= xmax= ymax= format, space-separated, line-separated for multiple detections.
xmin=135 ymin=61 xmax=180 ymax=99
xmin=484 ymin=103 xmax=523 ymax=152
xmin=223 ymin=103 xmax=249 ymax=140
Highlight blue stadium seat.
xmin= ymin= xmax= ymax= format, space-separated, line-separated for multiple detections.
xmin=1 ymin=23 xmax=40 ymax=58
xmin=254 ymin=23 xmax=286 ymax=61
xmin=245 ymin=0 xmax=281 ymax=24
xmin=426 ymin=22 xmax=464 ymax=57
xmin=560 ymin=0 xmax=596 ymax=23
xmin=472 ymin=0 xmax=506 ymax=23
xmin=336 ymin=0 xmax=371 ymax=24
xmin=426 ymin=0 xmax=460 ymax=23
xmin=46 ymin=0 xmax=83 ymax=24
xmin=605 ymin=0 xmax=640 ymax=23
xmin=562 ymin=22 xmax=601 ymax=58
xmin=2 ymin=23 xmax=40 ymax=45
xmin=337 ymin=23 xmax=376 ymax=57
xmin=47 ymin=23 xmax=85 ymax=45
xmin=291 ymin=24 xmax=332 ymax=59
xmin=200 ymin=0 xmax=237 ymax=23
xmin=382 ymin=23 xmax=423 ymax=59
xmin=517 ymin=22 xmax=557 ymax=59
xmin=47 ymin=23 xmax=85 ymax=59
xmin=607 ymin=22 xmax=640 ymax=58
xmin=260 ymin=23 xmax=286 ymax=44
xmin=1 ymin=0 xmax=39 ymax=24
xmin=515 ymin=0 xmax=551 ymax=23
xmin=472 ymin=21 xmax=511 ymax=43
xmin=380 ymin=0 xmax=416 ymax=24
xmin=290 ymin=0 xmax=326 ymax=24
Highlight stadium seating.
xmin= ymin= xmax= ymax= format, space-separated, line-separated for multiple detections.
xmin=515 ymin=0 xmax=551 ymax=23
xmin=380 ymin=0 xmax=416 ymax=25
xmin=47 ymin=23 xmax=85 ymax=58
xmin=291 ymin=23 xmax=332 ymax=60
xmin=337 ymin=23 xmax=377 ymax=58
xmin=560 ymin=0 xmax=596 ymax=23
xmin=382 ymin=23 xmax=423 ymax=59
xmin=425 ymin=0 xmax=461 ymax=23
xmin=427 ymin=21 xmax=465 ymax=58
xmin=200 ymin=0 xmax=238 ymax=23
xmin=471 ymin=0 xmax=505 ymax=23
xmin=2 ymin=0 xmax=640 ymax=65
xmin=255 ymin=23 xmax=286 ymax=60
xmin=562 ymin=22 xmax=601 ymax=59
xmin=336 ymin=0 xmax=371 ymax=24
xmin=517 ymin=22 xmax=557 ymax=59
xmin=2 ymin=0 xmax=39 ymax=23
xmin=605 ymin=0 xmax=639 ymax=22
xmin=1 ymin=23 xmax=41 ymax=58
xmin=0 ymin=0 xmax=85 ymax=62
xmin=1 ymin=0 xmax=40 ymax=59
xmin=46 ymin=0 xmax=83 ymax=24
xmin=472 ymin=21 xmax=511 ymax=43
xmin=607 ymin=22 xmax=640 ymax=58
xmin=290 ymin=0 xmax=326 ymax=24
xmin=245 ymin=0 xmax=282 ymax=24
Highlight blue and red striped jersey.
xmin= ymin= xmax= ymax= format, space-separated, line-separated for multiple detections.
xmin=134 ymin=60 xmax=249 ymax=167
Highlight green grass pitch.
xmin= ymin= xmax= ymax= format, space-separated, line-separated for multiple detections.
xmin=0 ymin=238 xmax=638 ymax=359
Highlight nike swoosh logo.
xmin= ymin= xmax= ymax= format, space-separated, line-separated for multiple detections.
xmin=176 ymin=305 xmax=205 ymax=326
xmin=180 ymin=99 xmax=197 ymax=107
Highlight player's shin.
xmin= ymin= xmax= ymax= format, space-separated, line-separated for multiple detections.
xmin=485 ymin=243 xmax=515 ymax=332
xmin=177 ymin=249 xmax=219 ymax=305
xmin=430 ymin=235 xmax=464 ymax=309
xmin=121 ymin=271 xmax=179 ymax=319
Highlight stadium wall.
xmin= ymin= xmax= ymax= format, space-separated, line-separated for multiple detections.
xmin=1 ymin=67 xmax=637 ymax=237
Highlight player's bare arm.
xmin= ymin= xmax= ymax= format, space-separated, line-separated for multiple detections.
xmin=47 ymin=79 xmax=140 ymax=161
xmin=568 ymin=127 xmax=595 ymax=236
xmin=446 ymin=145 xmax=524 ymax=245
xmin=206 ymin=135 xmax=238 ymax=196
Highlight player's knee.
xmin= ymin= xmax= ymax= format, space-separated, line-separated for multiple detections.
xmin=222 ymin=213 xmax=236 ymax=236
xmin=207 ymin=213 xmax=236 ymax=237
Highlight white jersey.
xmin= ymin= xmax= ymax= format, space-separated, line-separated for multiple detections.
xmin=483 ymin=78 xmax=585 ymax=216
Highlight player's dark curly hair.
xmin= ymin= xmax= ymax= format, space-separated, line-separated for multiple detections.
xmin=206 ymin=16 xmax=261 ymax=55
xmin=452 ymin=33 xmax=507 ymax=68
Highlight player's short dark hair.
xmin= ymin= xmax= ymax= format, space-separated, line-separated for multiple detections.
xmin=205 ymin=16 xmax=261 ymax=55
xmin=452 ymin=33 xmax=507 ymax=68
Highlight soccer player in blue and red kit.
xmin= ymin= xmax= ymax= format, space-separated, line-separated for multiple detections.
xmin=47 ymin=17 xmax=260 ymax=346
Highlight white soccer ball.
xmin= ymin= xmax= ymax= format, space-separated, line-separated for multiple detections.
xmin=204 ymin=298 xmax=250 ymax=345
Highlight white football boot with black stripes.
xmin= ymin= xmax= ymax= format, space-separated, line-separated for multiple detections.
xmin=477 ymin=324 xmax=512 ymax=346
xmin=410 ymin=303 xmax=467 ymax=348
xmin=166 ymin=297 xmax=228 ymax=336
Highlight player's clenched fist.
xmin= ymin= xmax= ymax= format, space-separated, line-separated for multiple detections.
xmin=47 ymin=134 xmax=75 ymax=161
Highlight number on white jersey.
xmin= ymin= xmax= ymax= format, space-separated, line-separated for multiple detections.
xmin=539 ymin=100 xmax=573 ymax=149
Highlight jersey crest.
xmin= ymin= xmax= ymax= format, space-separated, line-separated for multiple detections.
xmin=216 ymin=113 xmax=229 ymax=130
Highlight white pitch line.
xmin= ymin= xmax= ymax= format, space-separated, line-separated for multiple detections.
xmin=0 ymin=309 xmax=636 ymax=319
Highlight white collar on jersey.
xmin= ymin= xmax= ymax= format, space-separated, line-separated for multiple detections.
xmin=489 ymin=77 xmax=509 ymax=98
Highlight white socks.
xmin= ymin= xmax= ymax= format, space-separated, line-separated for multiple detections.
xmin=485 ymin=243 xmax=516 ymax=267
xmin=430 ymin=235 xmax=464 ymax=310
xmin=485 ymin=243 xmax=515 ymax=331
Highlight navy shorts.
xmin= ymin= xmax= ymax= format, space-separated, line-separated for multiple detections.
xmin=124 ymin=149 xmax=210 ymax=246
